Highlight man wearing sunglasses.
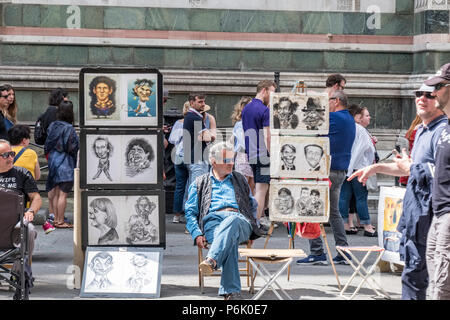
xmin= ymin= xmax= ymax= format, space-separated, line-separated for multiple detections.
xmin=185 ymin=142 xmax=266 ymax=300
xmin=0 ymin=139 xmax=42 ymax=285
xmin=348 ymin=80 xmax=447 ymax=300
xmin=424 ymin=63 xmax=450 ymax=300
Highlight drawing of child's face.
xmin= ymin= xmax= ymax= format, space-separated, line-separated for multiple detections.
xmin=128 ymin=145 xmax=148 ymax=166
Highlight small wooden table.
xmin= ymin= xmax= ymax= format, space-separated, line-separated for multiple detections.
xmin=238 ymin=248 xmax=306 ymax=300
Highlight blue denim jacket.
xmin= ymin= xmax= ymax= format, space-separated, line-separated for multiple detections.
xmin=44 ymin=121 xmax=79 ymax=191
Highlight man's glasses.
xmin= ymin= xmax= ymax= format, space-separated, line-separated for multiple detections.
xmin=0 ymin=151 xmax=16 ymax=159
xmin=0 ymin=94 xmax=10 ymax=99
xmin=216 ymin=157 xmax=234 ymax=164
xmin=415 ymin=91 xmax=435 ymax=99
xmin=435 ymin=83 xmax=450 ymax=91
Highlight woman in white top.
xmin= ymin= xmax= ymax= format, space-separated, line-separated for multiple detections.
xmin=229 ymin=96 xmax=254 ymax=194
xmin=339 ymin=105 xmax=378 ymax=237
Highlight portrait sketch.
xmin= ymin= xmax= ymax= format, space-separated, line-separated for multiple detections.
xmin=270 ymin=92 xmax=329 ymax=135
xmin=81 ymin=247 xmax=163 ymax=298
xmin=85 ymin=194 xmax=161 ymax=247
xmin=377 ymin=186 xmax=406 ymax=265
xmin=80 ymin=68 xmax=162 ymax=127
xmin=270 ymin=135 xmax=330 ymax=178
xmin=81 ymin=130 xmax=161 ymax=188
xmin=84 ymin=74 xmax=120 ymax=123
xmin=269 ymin=180 xmax=329 ymax=223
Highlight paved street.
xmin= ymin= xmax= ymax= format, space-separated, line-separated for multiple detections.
xmin=0 ymin=214 xmax=402 ymax=301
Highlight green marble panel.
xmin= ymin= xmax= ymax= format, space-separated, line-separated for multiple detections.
xmin=217 ymin=50 xmax=241 ymax=69
xmin=0 ymin=44 xmax=28 ymax=64
xmin=112 ymin=47 xmax=134 ymax=66
xmin=58 ymin=46 xmax=88 ymax=66
xmin=291 ymin=51 xmax=324 ymax=71
xmin=372 ymin=98 xmax=403 ymax=129
xmin=343 ymin=13 xmax=366 ymax=35
xmin=134 ymin=47 xmax=165 ymax=67
xmin=146 ymin=8 xmax=190 ymax=31
xmin=104 ymin=7 xmax=146 ymax=30
xmin=375 ymin=13 xmax=413 ymax=36
xmin=241 ymin=50 xmax=264 ymax=71
xmin=164 ymin=48 xmax=192 ymax=68
xmin=324 ymin=52 xmax=346 ymax=71
xmin=263 ymin=50 xmax=292 ymax=71
xmin=425 ymin=10 xmax=449 ymax=34
xmin=31 ymin=91 xmax=50 ymax=119
xmin=346 ymin=52 xmax=390 ymax=73
xmin=192 ymin=49 xmax=218 ymax=69
xmin=81 ymin=6 xmax=104 ymax=30
xmin=88 ymin=46 xmax=114 ymax=65
xmin=22 ymin=4 xmax=40 ymax=27
xmin=301 ymin=12 xmax=344 ymax=34
xmin=15 ymin=91 xmax=33 ymax=122
xmin=389 ymin=53 xmax=413 ymax=73
xmin=396 ymin=0 xmax=414 ymax=14
xmin=3 ymin=4 xmax=22 ymax=26
xmin=401 ymin=98 xmax=416 ymax=130
xmin=189 ymin=9 xmax=221 ymax=32
xmin=40 ymin=5 xmax=63 ymax=28
xmin=414 ymin=11 xmax=425 ymax=35
xmin=27 ymin=45 xmax=58 ymax=65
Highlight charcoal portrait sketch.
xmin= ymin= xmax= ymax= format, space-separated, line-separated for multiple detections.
xmin=126 ymin=196 xmax=159 ymax=245
xmin=81 ymin=247 xmax=163 ymax=298
xmin=125 ymin=138 xmax=155 ymax=178
xmin=270 ymin=92 xmax=329 ymax=135
xmin=92 ymin=136 xmax=114 ymax=181
xmin=269 ymin=180 xmax=329 ymax=223
xmin=270 ymin=135 xmax=330 ymax=178
xmin=88 ymin=198 xmax=119 ymax=245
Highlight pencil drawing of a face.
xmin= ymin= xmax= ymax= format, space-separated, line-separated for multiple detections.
xmin=304 ymin=144 xmax=324 ymax=170
xmin=274 ymin=188 xmax=294 ymax=214
xmin=135 ymin=196 xmax=157 ymax=225
xmin=92 ymin=137 xmax=113 ymax=181
xmin=280 ymin=144 xmax=296 ymax=170
xmin=88 ymin=252 xmax=114 ymax=289
xmin=127 ymin=253 xmax=151 ymax=292
xmin=301 ymin=98 xmax=326 ymax=130
xmin=273 ymin=97 xmax=299 ymax=129
xmin=125 ymin=138 xmax=155 ymax=177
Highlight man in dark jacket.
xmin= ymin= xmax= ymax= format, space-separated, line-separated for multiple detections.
xmin=185 ymin=142 xmax=265 ymax=300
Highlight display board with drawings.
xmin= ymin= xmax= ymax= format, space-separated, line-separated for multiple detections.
xmin=79 ymin=68 xmax=163 ymax=128
xmin=269 ymin=179 xmax=330 ymax=223
xmin=270 ymin=92 xmax=329 ymax=136
xmin=80 ymin=246 xmax=163 ymax=298
xmin=79 ymin=129 xmax=164 ymax=189
xmin=270 ymin=135 xmax=331 ymax=179
xmin=377 ymin=186 xmax=406 ymax=265
xmin=81 ymin=190 xmax=166 ymax=250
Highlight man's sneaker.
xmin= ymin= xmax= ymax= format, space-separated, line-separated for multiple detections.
xmin=332 ymin=254 xmax=351 ymax=265
xmin=172 ymin=215 xmax=181 ymax=223
xmin=42 ymin=221 xmax=55 ymax=234
xmin=199 ymin=257 xmax=216 ymax=276
xmin=48 ymin=213 xmax=55 ymax=222
xmin=296 ymin=254 xmax=328 ymax=265
xmin=224 ymin=292 xmax=243 ymax=300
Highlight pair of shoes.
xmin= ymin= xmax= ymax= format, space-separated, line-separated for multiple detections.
xmin=42 ymin=221 xmax=55 ymax=234
xmin=345 ymin=227 xmax=358 ymax=235
xmin=54 ymin=221 xmax=73 ymax=229
xmin=199 ymin=258 xmax=216 ymax=276
xmin=172 ymin=215 xmax=181 ymax=223
xmin=364 ymin=230 xmax=378 ymax=237
xmin=332 ymin=253 xmax=351 ymax=265
xmin=224 ymin=292 xmax=242 ymax=300
xmin=296 ymin=254 xmax=328 ymax=265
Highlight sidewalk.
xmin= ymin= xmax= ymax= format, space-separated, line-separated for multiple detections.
xmin=0 ymin=215 xmax=402 ymax=300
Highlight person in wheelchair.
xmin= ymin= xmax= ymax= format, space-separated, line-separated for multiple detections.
xmin=185 ymin=142 xmax=266 ymax=300
xmin=0 ymin=139 xmax=42 ymax=297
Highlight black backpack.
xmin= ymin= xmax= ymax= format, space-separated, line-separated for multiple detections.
xmin=34 ymin=115 xmax=46 ymax=145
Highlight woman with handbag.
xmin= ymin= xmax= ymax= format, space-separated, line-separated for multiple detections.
xmin=339 ymin=105 xmax=378 ymax=237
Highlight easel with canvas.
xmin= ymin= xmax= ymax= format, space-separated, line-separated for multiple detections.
xmin=255 ymin=79 xmax=341 ymax=290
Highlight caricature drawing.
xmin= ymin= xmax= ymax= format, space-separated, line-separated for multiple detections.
xmin=301 ymin=97 xmax=326 ymax=130
xmin=129 ymin=79 xmax=155 ymax=117
xmin=127 ymin=253 xmax=152 ymax=292
xmin=124 ymin=138 xmax=155 ymax=177
xmin=304 ymin=144 xmax=324 ymax=172
xmin=273 ymin=188 xmax=295 ymax=215
xmin=273 ymin=97 xmax=299 ymax=129
xmin=280 ymin=144 xmax=296 ymax=171
xmin=126 ymin=196 xmax=158 ymax=244
xmin=88 ymin=198 xmax=119 ymax=245
xmin=89 ymin=76 xmax=116 ymax=118
xmin=92 ymin=136 xmax=113 ymax=181
xmin=86 ymin=252 xmax=114 ymax=290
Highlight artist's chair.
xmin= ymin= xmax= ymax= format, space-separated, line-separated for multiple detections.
xmin=198 ymin=242 xmax=253 ymax=294
xmin=336 ymin=246 xmax=391 ymax=300
xmin=0 ymin=188 xmax=29 ymax=300
xmin=238 ymin=248 xmax=306 ymax=300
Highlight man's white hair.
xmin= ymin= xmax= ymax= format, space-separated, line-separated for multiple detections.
xmin=0 ymin=139 xmax=10 ymax=146
xmin=209 ymin=141 xmax=234 ymax=161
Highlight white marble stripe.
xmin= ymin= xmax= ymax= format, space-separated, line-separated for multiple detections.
xmin=3 ymin=0 xmax=397 ymax=13
xmin=0 ymin=34 xmax=414 ymax=52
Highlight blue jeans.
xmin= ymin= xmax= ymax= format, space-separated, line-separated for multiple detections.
xmin=173 ymin=161 xmax=189 ymax=214
xmin=339 ymin=178 xmax=371 ymax=225
xmin=203 ymin=211 xmax=252 ymax=296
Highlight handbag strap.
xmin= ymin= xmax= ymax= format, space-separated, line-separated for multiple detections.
xmin=13 ymin=147 xmax=28 ymax=164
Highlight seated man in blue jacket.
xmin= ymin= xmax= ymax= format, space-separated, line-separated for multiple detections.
xmin=185 ymin=141 xmax=265 ymax=300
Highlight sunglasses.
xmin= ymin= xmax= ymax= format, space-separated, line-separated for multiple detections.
xmin=216 ymin=157 xmax=234 ymax=164
xmin=0 ymin=151 xmax=16 ymax=159
xmin=434 ymin=83 xmax=450 ymax=91
xmin=0 ymin=94 xmax=10 ymax=99
xmin=415 ymin=91 xmax=435 ymax=99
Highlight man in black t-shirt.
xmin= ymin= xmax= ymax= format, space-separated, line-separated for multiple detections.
xmin=0 ymin=139 xmax=42 ymax=265
xmin=424 ymin=63 xmax=450 ymax=300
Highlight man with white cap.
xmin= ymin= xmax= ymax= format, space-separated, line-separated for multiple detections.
xmin=349 ymin=80 xmax=447 ymax=299
xmin=424 ymin=63 xmax=450 ymax=300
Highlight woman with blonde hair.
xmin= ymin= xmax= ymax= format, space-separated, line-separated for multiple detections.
xmin=229 ymin=96 xmax=255 ymax=193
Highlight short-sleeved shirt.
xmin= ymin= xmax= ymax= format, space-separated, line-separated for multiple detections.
xmin=432 ymin=119 xmax=450 ymax=217
xmin=328 ymin=110 xmax=355 ymax=171
xmin=0 ymin=166 xmax=39 ymax=206
xmin=12 ymin=146 xmax=39 ymax=179
xmin=242 ymin=98 xmax=270 ymax=161
xmin=411 ymin=115 xmax=447 ymax=164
